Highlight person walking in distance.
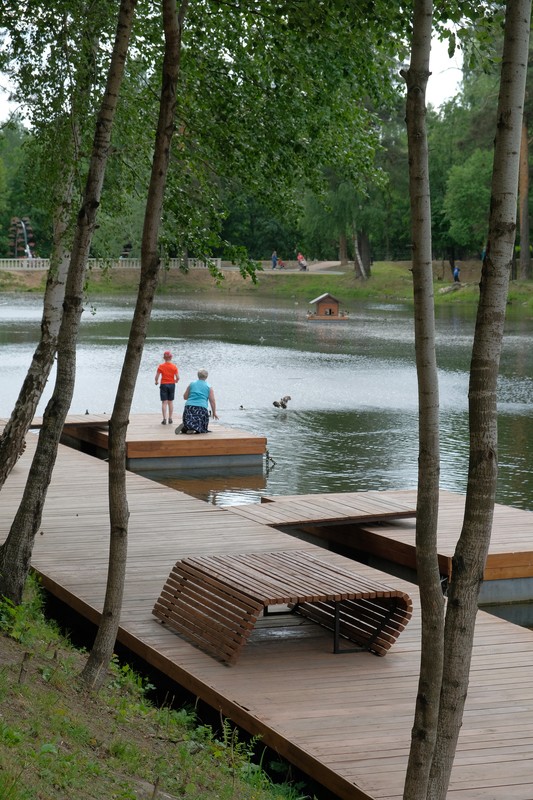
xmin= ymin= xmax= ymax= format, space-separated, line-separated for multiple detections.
xmin=297 ymin=252 xmax=308 ymax=271
xmin=155 ymin=350 xmax=179 ymax=425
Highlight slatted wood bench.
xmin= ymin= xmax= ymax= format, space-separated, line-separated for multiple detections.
xmin=152 ymin=550 xmax=413 ymax=665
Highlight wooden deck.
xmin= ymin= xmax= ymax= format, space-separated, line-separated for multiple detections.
xmin=30 ymin=413 xmax=267 ymax=472
xmin=356 ymin=489 xmax=533 ymax=584
xmin=306 ymin=313 xmax=349 ymax=321
xmin=229 ymin=492 xmax=416 ymax=527
xmin=3 ymin=434 xmax=533 ymax=798
xmin=229 ymin=490 xmax=533 ymax=600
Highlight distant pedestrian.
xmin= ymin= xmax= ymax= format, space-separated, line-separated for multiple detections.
xmin=297 ymin=252 xmax=308 ymax=271
xmin=271 ymin=250 xmax=278 ymax=269
xmin=155 ymin=350 xmax=179 ymax=425
xmin=453 ymin=264 xmax=461 ymax=283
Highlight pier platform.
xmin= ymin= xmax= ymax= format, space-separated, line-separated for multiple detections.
xmin=232 ymin=491 xmax=533 ymax=605
xmin=3 ymin=430 xmax=533 ymax=799
xmin=33 ymin=413 xmax=267 ymax=472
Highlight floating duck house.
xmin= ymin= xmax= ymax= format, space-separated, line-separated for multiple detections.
xmin=307 ymin=292 xmax=348 ymax=321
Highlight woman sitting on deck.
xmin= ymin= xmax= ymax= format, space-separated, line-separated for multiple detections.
xmin=176 ymin=369 xmax=219 ymax=435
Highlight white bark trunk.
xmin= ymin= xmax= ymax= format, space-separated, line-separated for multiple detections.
xmin=0 ymin=0 xmax=137 ymax=604
xmin=519 ymin=113 xmax=531 ymax=279
xmin=80 ymin=0 xmax=190 ymax=691
xmin=0 ymin=25 xmax=94 ymax=490
xmin=402 ymin=2 xmax=445 ymax=798
xmin=428 ymin=2 xmax=531 ymax=797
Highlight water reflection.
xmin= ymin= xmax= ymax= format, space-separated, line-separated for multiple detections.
xmin=154 ymin=472 xmax=267 ymax=507
xmin=1 ymin=293 xmax=532 ymax=511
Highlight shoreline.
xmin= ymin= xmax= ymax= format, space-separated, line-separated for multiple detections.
xmin=1 ymin=260 xmax=532 ymax=314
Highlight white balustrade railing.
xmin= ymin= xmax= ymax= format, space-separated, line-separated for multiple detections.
xmin=0 ymin=256 xmax=222 ymax=272
xmin=0 ymin=257 xmax=51 ymax=270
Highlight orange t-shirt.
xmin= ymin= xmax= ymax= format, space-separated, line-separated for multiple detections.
xmin=157 ymin=362 xmax=178 ymax=384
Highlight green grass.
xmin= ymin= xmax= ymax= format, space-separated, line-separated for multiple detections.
xmin=4 ymin=260 xmax=533 ymax=316
xmin=81 ymin=260 xmax=417 ymax=302
xmin=78 ymin=260 xmax=497 ymax=308
xmin=0 ymin=576 xmax=310 ymax=800
xmin=507 ymin=280 xmax=533 ymax=315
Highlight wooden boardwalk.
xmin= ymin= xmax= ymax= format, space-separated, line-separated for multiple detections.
xmin=234 ymin=490 xmax=533 ymax=588
xmin=29 ymin=413 xmax=267 ymax=471
xmin=3 ymin=432 xmax=533 ymax=798
xmin=229 ymin=492 xmax=416 ymax=527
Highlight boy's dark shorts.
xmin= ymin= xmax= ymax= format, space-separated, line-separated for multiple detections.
xmin=160 ymin=384 xmax=176 ymax=401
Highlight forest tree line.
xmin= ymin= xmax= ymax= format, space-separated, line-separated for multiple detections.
xmin=1 ymin=11 xmax=530 ymax=269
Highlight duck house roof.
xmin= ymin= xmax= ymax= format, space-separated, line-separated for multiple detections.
xmin=309 ymin=293 xmax=340 ymax=305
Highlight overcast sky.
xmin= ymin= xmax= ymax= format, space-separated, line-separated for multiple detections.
xmin=427 ymin=36 xmax=463 ymax=108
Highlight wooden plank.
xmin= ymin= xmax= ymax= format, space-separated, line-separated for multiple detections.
xmin=228 ymin=492 xmax=416 ymax=527
xmin=31 ymin=413 xmax=110 ymax=428
xmin=292 ymin=489 xmax=533 ymax=583
xmin=57 ymin=413 xmax=267 ymax=463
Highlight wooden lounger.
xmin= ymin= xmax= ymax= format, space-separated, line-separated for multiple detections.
xmin=152 ymin=550 xmax=413 ymax=665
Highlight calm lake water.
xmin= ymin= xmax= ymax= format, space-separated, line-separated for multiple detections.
xmin=1 ymin=293 xmax=533 ymax=510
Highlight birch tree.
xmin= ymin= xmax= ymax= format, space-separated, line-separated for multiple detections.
xmin=80 ymin=0 xmax=189 ymax=691
xmin=428 ymin=3 xmax=531 ymax=795
xmin=0 ymin=1 xmax=113 ymax=490
xmin=403 ymin=1 xmax=531 ymax=797
xmin=518 ymin=110 xmax=531 ymax=278
xmin=0 ymin=0 xmax=137 ymax=604
xmin=401 ymin=3 xmax=444 ymax=796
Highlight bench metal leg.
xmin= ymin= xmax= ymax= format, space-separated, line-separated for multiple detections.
xmin=333 ymin=602 xmax=365 ymax=654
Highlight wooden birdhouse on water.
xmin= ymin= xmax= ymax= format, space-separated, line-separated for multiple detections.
xmin=307 ymin=293 xmax=348 ymax=321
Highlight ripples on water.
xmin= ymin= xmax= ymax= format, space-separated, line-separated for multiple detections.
xmin=1 ymin=294 xmax=532 ymax=510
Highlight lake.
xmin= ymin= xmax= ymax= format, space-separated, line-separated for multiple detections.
xmin=1 ymin=293 xmax=532 ymax=510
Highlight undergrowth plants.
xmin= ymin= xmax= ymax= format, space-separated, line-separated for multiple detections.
xmin=0 ymin=576 xmax=312 ymax=799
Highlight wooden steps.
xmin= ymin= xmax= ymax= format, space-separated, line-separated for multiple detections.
xmin=228 ymin=491 xmax=416 ymax=526
xmin=228 ymin=489 xmax=533 ymax=591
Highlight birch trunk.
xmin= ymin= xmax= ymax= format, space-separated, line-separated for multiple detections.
xmin=0 ymin=7 xmax=102 ymax=490
xmin=80 ymin=0 xmax=189 ymax=691
xmin=352 ymin=223 xmax=366 ymax=279
xmin=0 ymin=0 xmax=137 ymax=604
xmin=428 ymin=2 xmax=531 ymax=796
xmin=0 ymin=205 xmax=71 ymax=489
xmin=358 ymin=230 xmax=372 ymax=276
xmin=401 ymin=2 xmax=445 ymax=797
xmin=519 ymin=112 xmax=531 ymax=279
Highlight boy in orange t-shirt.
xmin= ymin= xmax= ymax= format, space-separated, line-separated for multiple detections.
xmin=154 ymin=350 xmax=179 ymax=425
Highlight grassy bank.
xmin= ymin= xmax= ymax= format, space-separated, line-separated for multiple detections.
xmin=85 ymin=261 xmax=417 ymax=301
xmin=3 ymin=261 xmax=533 ymax=315
xmin=0 ymin=577 xmax=306 ymax=800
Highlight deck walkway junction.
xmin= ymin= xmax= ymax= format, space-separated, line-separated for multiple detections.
xmin=2 ymin=422 xmax=533 ymax=799
xmin=228 ymin=490 xmax=533 ymax=606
